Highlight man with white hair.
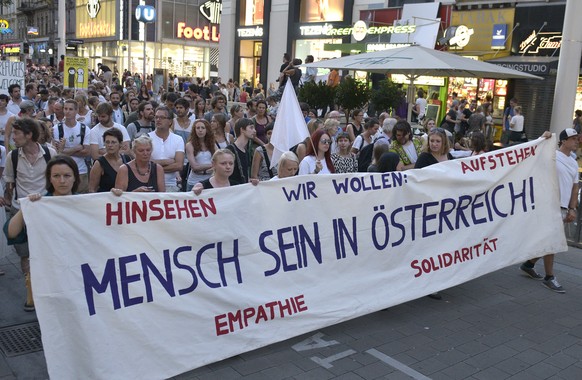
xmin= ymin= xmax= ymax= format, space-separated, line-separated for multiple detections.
xmin=379 ymin=117 xmax=397 ymax=144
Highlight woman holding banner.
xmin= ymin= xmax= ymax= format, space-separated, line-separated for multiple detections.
xmin=414 ymin=128 xmax=452 ymax=169
xmin=113 ymin=135 xmax=165 ymax=193
xmin=192 ymin=149 xmax=237 ymax=195
xmin=5 ymin=155 xmax=81 ymax=310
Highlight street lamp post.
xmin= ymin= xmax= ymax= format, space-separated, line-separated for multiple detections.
xmin=135 ymin=5 xmax=156 ymax=83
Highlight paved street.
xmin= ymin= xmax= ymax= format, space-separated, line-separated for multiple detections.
xmin=1 ymin=246 xmax=582 ymax=380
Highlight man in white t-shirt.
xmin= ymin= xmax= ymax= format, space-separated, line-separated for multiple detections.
xmin=520 ymin=128 xmax=579 ymax=293
xmin=149 ymin=105 xmax=185 ymax=192
xmin=89 ymin=102 xmax=131 ymax=160
xmin=53 ymin=99 xmax=90 ymax=192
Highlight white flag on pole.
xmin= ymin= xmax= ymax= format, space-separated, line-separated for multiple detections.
xmin=269 ymin=80 xmax=310 ymax=169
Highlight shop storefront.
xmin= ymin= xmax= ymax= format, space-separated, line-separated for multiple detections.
xmin=233 ymin=0 xmax=269 ymax=89
xmin=443 ymin=7 xmax=516 ymax=119
xmin=0 ymin=43 xmax=22 ymax=62
xmin=487 ymin=3 xmax=565 ymax=140
xmin=286 ymin=0 xmax=354 ymax=80
xmin=75 ymin=0 xmax=219 ymax=80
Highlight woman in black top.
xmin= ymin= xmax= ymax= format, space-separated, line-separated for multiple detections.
xmin=192 ymin=149 xmax=237 ymax=195
xmin=88 ymin=128 xmax=131 ymax=192
xmin=112 ymin=135 xmax=165 ymax=193
xmin=414 ymin=128 xmax=453 ymax=169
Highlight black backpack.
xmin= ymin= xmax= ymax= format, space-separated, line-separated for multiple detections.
xmin=57 ymin=122 xmax=87 ymax=145
xmin=357 ymin=136 xmax=386 ymax=172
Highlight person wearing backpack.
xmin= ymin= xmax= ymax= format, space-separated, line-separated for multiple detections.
xmin=351 ymin=118 xmax=380 ymax=156
xmin=53 ymin=99 xmax=91 ymax=193
xmin=4 ymin=117 xmax=56 ymax=311
xmin=126 ymin=101 xmax=156 ymax=142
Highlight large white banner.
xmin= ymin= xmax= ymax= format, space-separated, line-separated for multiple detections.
xmin=24 ymin=137 xmax=566 ymax=380
xmin=0 ymin=61 xmax=25 ymax=95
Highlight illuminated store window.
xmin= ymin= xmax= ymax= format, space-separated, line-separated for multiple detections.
xmin=299 ymin=0 xmax=344 ymax=23
xmin=239 ymin=0 xmax=264 ymax=26
xmin=295 ymin=39 xmax=342 ymax=62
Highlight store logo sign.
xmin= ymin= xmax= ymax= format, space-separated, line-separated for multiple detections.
xmin=200 ymin=0 xmax=222 ymax=24
xmin=491 ymin=24 xmax=507 ymax=50
xmin=135 ymin=5 xmax=156 ymax=23
xmin=237 ymin=26 xmax=263 ymax=38
xmin=0 ymin=19 xmax=13 ymax=35
xmin=299 ymin=22 xmax=416 ymax=39
xmin=86 ymin=0 xmax=100 ymax=19
xmin=441 ymin=25 xmax=474 ymax=49
xmin=519 ymin=30 xmax=562 ymax=55
xmin=177 ymin=22 xmax=220 ymax=42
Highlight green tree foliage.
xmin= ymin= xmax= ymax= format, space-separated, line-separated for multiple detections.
xmin=297 ymin=81 xmax=336 ymax=117
xmin=370 ymin=79 xmax=401 ymax=116
xmin=0 ymin=0 xmax=14 ymax=6
xmin=334 ymin=77 xmax=371 ymax=120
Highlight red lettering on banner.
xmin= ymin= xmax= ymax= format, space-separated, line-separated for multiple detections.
xmin=105 ymin=198 xmax=217 ymax=226
xmin=214 ymin=294 xmax=308 ymax=336
xmin=410 ymin=237 xmax=499 ymax=277
xmin=461 ymin=145 xmax=537 ymax=174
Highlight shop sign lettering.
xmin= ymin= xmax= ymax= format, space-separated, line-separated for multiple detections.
xmin=78 ymin=20 xmax=113 ymax=38
xmin=237 ymin=26 xmax=263 ymax=38
xmin=299 ymin=22 xmax=416 ymax=38
xmin=519 ymin=31 xmax=562 ymax=55
xmin=177 ymin=22 xmax=220 ymax=42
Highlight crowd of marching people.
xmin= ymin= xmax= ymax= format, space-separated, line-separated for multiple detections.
xmin=0 ymin=61 xmax=574 ymax=311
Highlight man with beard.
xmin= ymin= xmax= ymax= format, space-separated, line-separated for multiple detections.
xmin=389 ymin=120 xmax=423 ymax=170
xmin=109 ymin=91 xmax=127 ymax=125
xmin=7 ymin=84 xmax=22 ymax=115
xmin=88 ymin=102 xmax=131 ymax=160
xmin=126 ymin=101 xmax=156 ymax=142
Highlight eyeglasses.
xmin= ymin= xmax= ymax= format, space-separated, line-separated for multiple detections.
xmin=320 ymin=139 xmax=332 ymax=145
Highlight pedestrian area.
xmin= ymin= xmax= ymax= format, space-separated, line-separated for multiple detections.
xmin=1 ymin=247 xmax=582 ymax=380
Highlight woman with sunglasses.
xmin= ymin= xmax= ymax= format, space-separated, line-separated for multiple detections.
xmin=298 ymin=129 xmax=335 ymax=175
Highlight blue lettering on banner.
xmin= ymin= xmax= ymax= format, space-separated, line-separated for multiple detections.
xmin=332 ymin=172 xmax=406 ymax=194
xmin=282 ymin=181 xmax=318 ymax=201
xmin=80 ymin=176 xmax=536 ymax=316
xmin=82 ymin=240 xmax=243 ymax=316
xmin=260 ymin=223 xmax=322 ymax=276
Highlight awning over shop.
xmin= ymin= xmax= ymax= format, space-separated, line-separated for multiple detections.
xmin=486 ymin=56 xmax=559 ymax=76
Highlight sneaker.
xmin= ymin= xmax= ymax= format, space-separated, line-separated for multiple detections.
xmin=542 ymin=277 xmax=565 ymax=293
xmin=520 ymin=264 xmax=543 ymax=280
xmin=23 ymin=302 xmax=35 ymax=312
xmin=427 ymin=292 xmax=442 ymax=300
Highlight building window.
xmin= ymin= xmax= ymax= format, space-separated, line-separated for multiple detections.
xmin=299 ymin=0 xmax=344 ymax=23
xmin=239 ymin=0 xmax=264 ymax=26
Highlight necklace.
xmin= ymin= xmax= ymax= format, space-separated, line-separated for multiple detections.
xmin=135 ymin=162 xmax=150 ymax=176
